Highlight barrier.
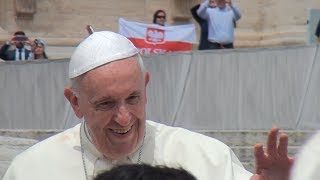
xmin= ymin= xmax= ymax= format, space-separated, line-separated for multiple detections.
xmin=0 ymin=45 xmax=319 ymax=130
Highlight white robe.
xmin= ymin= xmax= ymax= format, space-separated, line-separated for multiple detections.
xmin=290 ymin=131 xmax=320 ymax=180
xmin=3 ymin=120 xmax=252 ymax=180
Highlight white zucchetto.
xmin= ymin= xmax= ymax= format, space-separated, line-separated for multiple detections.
xmin=69 ymin=31 xmax=139 ymax=78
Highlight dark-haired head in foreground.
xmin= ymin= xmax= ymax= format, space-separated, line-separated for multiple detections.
xmin=94 ymin=164 xmax=196 ymax=180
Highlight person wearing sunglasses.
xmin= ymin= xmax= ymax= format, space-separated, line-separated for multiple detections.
xmin=153 ymin=10 xmax=166 ymax=26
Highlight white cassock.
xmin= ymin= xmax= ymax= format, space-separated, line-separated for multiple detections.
xmin=290 ymin=131 xmax=320 ymax=180
xmin=3 ymin=120 xmax=252 ymax=180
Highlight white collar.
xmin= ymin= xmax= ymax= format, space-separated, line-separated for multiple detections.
xmin=80 ymin=120 xmax=149 ymax=163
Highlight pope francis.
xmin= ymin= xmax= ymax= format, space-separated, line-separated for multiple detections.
xmin=4 ymin=31 xmax=293 ymax=180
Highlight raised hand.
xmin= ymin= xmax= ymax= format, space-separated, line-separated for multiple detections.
xmin=250 ymin=128 xmax=294 ymax=180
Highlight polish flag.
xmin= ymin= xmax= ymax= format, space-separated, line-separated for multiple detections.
xmin=119 ymin=18 xmax=196 ymax=55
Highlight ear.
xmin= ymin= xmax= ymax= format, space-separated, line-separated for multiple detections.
xmin=64 ymin=87 xmax=84 ymax=119
xmin=145 ymin=71 xmax=150 ymax=86
xmin=144 ymin=72 xmax=150 ymax=103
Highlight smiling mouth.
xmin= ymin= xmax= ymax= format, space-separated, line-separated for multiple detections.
xmin=111 ymin=126 xmax=132 ymax=134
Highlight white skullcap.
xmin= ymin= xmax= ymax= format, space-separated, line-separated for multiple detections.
xmin=69 ymin=31 xmax=139 ymax=78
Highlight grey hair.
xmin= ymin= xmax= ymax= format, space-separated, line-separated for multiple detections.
xmin=70 ymin=54 xmax=146 ymax=96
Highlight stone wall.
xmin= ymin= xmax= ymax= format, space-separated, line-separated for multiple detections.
xmin=0 ymin=0 xmax=320 ymax=51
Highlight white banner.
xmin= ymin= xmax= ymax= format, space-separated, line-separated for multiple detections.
xmin=119 ymin=18 xmax=196 ymax=55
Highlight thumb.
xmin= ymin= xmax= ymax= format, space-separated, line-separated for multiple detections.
xmin=251 ymin=174 xmax=266 ymax=180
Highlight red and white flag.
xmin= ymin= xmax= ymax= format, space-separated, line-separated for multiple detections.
xmin=119 ymin=18 xmax=196 ymax=55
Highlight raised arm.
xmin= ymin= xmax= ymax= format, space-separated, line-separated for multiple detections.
xmin=197 ymin=0 xmax=209 ymax=19
xmin=191 ymin=4 xmax=205 ymax=25
xmin=227 ymin=1 xmax=241 ymax=21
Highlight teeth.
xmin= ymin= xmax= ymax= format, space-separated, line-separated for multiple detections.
xmin=112 ymin=128 xmax=131 ymax=134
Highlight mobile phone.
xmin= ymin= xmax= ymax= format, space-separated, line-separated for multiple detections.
xmin=12 ymin=35 xmax=29 ymax=42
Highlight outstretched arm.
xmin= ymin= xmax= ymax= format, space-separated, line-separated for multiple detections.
xmin=250 ymin=128 xmax=294 ymax=180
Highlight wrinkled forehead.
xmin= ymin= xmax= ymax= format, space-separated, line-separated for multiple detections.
xmin=78 ymin=57 xmax=143 ymax=94
xmin=84 ymin=56 xmax=141 ymax=80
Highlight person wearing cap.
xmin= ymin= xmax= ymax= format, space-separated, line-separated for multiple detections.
xmin=0 ymin=31 xmax=32 ymax=61
xmin=4 ymin=31 xmax=293 ymax=180
xmin=28 ymin=38 xmax=48 ymax=60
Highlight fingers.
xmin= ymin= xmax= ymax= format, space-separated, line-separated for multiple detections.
xmin=254 ymin=143 xmax=265 ymax=174
xmin=266 ymin=127 xmax=279 ymax=158
xmin=251 ymin=174 xmax=266 ymax=180
xmin=278 ymin=133 xmax=288 ymax=158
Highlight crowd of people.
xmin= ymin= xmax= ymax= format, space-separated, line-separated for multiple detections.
xmin=0 ymin=31 xmax=48 ymax=61
xmin=1 ymin=0 xmax=319 ymax=61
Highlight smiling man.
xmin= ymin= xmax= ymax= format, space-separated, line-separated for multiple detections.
xmin=4 ymin=31 xmax=293 ymax=180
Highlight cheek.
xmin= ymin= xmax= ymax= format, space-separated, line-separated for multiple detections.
xmin=87 ymin=111 xmax=113 ymax=127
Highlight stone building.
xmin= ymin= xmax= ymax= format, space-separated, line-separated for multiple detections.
xmin=0 ymin=0 xmax=320 ymax=59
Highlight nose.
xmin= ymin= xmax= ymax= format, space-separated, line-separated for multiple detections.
xmin=114 ymin=105 xmax=131 ymax=126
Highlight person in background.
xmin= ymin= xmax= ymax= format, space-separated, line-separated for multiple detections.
xmin=94 ymin=164 xmax=196 ymax=180
xmin=0 ymin=31 xmax=32 ymax=61
xmin=29 ymin=38 xmax=48 ymax=60
xmin=4 ymin=31 xmax=293 ymax=180
xmin=316 ymin=19 xmax=320 ymax=42
xmin=153 ymin=10 xmax=166 ymax=26
xmin=191 ymin=1 xmax=216 ymax=50
xmin=197 ymin=0 xmax=241 ymax=49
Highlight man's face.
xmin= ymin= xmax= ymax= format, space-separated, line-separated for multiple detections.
xmin=12 ymin=35 xmax=27 ymax=49
xmin=14 ymin=41 xmax=24 ymax=49
xmin=216 ymin=0 xmax=226 ymax=8
xmin=71 ymin=57 xmax=149 ymax=159
xmin=209 ymin=0 xmax=216 ymax=8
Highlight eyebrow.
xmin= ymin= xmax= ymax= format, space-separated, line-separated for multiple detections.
xmin=90 ymin=91 xmax=141 ymax=104
xmin=89 ymin=96 xmax=114 ymax=105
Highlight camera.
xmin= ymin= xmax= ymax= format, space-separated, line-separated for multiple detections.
xmin=12 ymin=35 xmax=29 ymax=42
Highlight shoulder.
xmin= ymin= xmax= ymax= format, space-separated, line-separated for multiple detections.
xmin=146 ymin=121 xmax=250 ymax=179
xmin=147 ymin=120 xmax=230 ymax=153
xmin=10 ymin=124 xmax=81 ymax=164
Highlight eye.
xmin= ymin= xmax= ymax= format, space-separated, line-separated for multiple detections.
xmin=126 ymin=95 xmax=140 ymax=105
xmin=95 ymin=101 xmax=116 ymax=111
